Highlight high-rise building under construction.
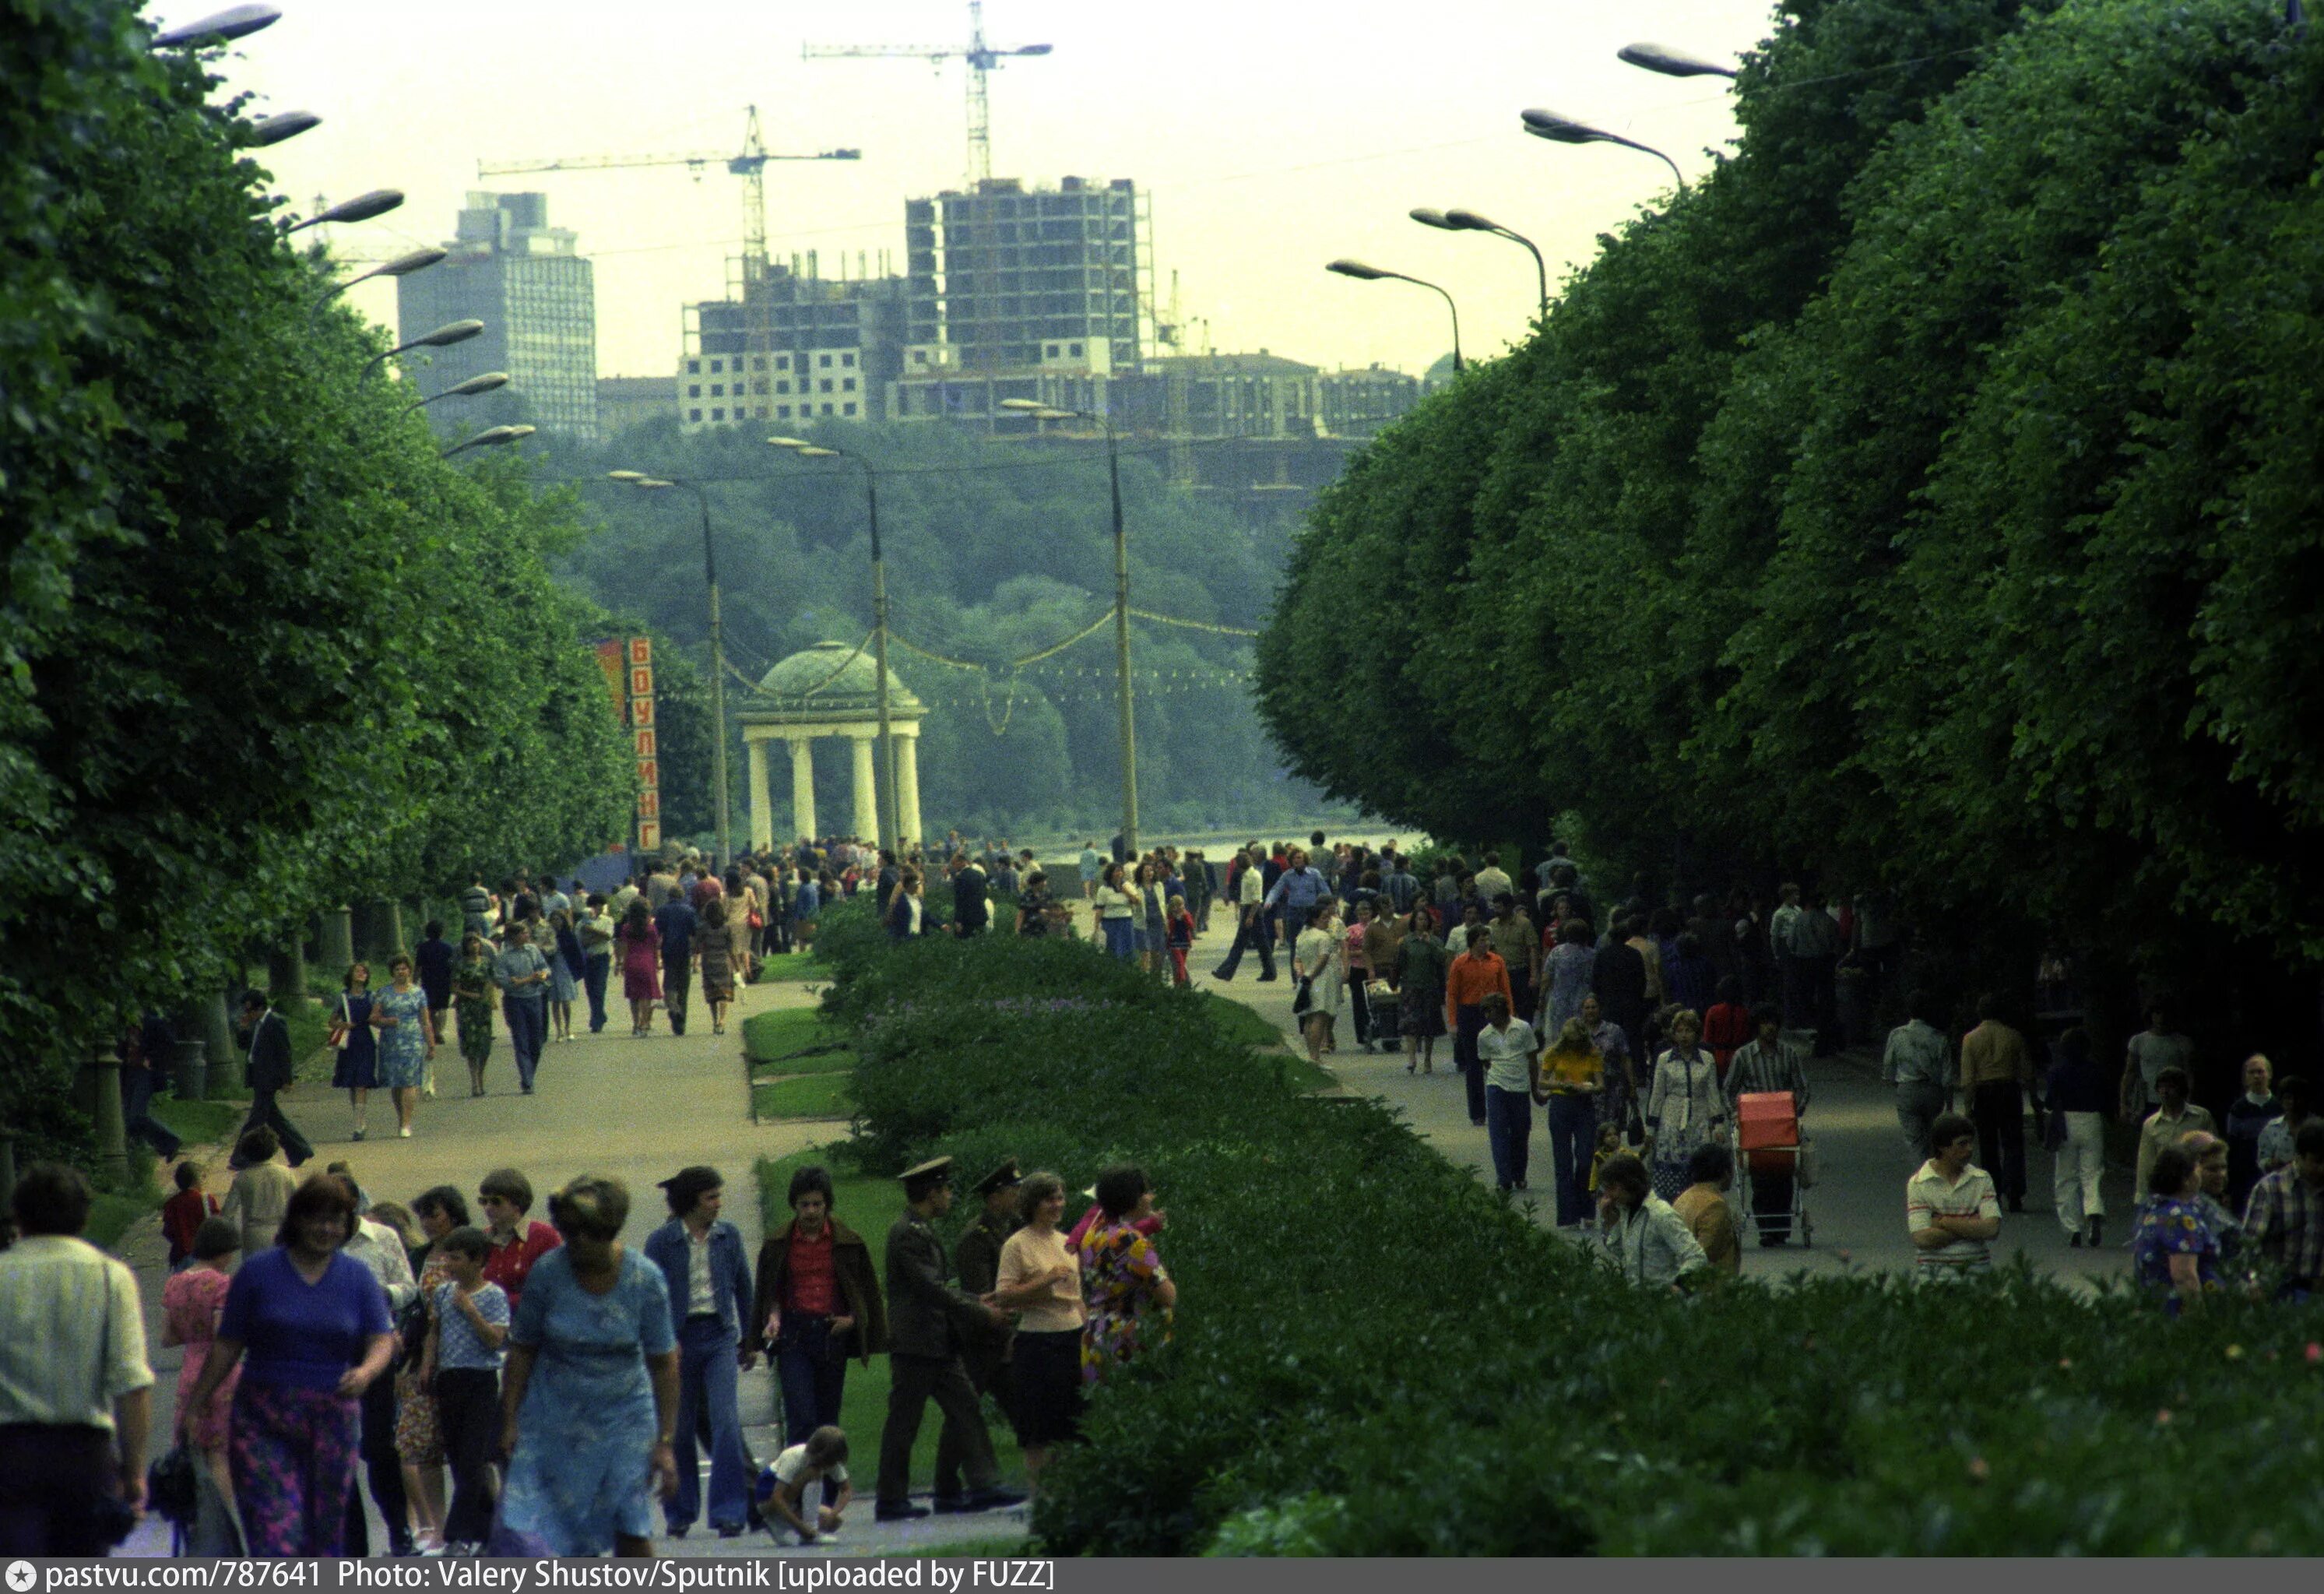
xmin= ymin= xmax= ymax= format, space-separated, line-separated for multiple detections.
xmin=398 ymin=192 xmax=597 ymax=440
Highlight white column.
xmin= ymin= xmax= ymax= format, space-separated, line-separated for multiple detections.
xmin=787 ymin=737 xmax=818 ymax=843
xmin=896 ymin=730 xmax=924 ymax=851
xmin=747 ymin=737 xmax=773 ymax=853
xmin=848 ymin=731 xmax=880 ymax=845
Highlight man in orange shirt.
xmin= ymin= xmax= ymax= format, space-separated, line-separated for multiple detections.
xmin=1445 ymin=927 xmax=1514 ymax=1129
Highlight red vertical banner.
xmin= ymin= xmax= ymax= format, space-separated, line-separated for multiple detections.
xmin=593 ymin=639 xmax=626 ymax=720
xmin=628 ymin=636 xmax=657 ymax=856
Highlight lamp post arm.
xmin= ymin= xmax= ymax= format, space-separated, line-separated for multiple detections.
xmin=1412 ymin=278 xmax=1464 ymax=374
xmin=1494 ymin=229 xmax=1550 ymax=322
xmin=1106 ymin=416 xmax=1137 ymax=860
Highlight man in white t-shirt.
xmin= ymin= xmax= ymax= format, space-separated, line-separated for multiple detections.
xmin=2120 ymin=1002 xmax=2195 ymax=1121
xmin=757 ymin=1427 xmax=853 ymax=1544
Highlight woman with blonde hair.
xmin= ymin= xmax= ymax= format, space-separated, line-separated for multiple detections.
xmin=1644 ymin=1009 xmax=1728 ymax=1202
xmin=1536 ymin=1017 xmax=1605 ymax=1227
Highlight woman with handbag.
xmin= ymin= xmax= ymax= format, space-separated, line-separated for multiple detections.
xmin=161 ymin=1216 xmax=244 ymax=1545
xmin=329 ymin=963 xmax=378 ymax=1142
xmin=1291 ymin=899 xmax=1345 ymax=1067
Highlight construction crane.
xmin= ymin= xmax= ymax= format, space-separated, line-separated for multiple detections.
xmin=804 ymin=1 xmax=1050 ymax=186
xmin=479 ymin=106 xmax=859 ymax=286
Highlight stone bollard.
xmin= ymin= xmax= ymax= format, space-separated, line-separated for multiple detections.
xmin=267 ymin=944 xmax=308 ymax=1008
xmin=193 ymin=991 xmax=237 ymax=1090
xmin=83 ymin=1047 xmax=128 ymax=1184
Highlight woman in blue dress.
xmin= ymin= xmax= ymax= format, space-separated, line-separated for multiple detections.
xmin=369 ymin=954 xmax=433 ymax=1140
xmin=330 ymin=962 xmax=378 ymax=1142
xmin=497 ymin=1176 xmax=679 ymax=1558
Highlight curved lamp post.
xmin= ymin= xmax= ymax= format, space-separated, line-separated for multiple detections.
xmin=406 ymin=371 xmax=508 ymax=412
xmin=607 ymin=471 xmax=734 ymax=867
xmin=360 ymin=317 xmax=483 ymax=381
xmin=1325 ymin=259 xmax=1463 ymax=374
xmin=248 ymin=110 xmax=321 ymax=146
xmin=441 ymin=423 xmax=532 ymax=459
xmin=1521 ymin=107 xmax=1686 ymax=194
xmin=151 ymin=4 xmax=279 ymax=48
xmin=1412 ymin=206 xmax=1548 ymax=320
xmin=1617 ymin=42 xmax=1739 ymax=79
xmin=315 ymin=246 xmax=445 ymax=310
xmin=767 ymin=437 xmax=902 ymax=851
xmin=1002 ymin=396 xmax=1138 ymax=859
xmin=287 ymin=188 xmax=405 ymax=234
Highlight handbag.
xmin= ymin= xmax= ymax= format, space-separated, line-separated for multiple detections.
xmin=147 ymin=1442 xmax=199 ymax=1530
xmin=1291 ymin=976 xmax=1315 ymax=1018
xmin=326 ymin=993 xmax=351 ymax=1051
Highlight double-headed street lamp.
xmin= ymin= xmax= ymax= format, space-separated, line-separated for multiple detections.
xmin=1001 ymin=396 xmax=1140 ymax=860
xmin=1521 ymin=107 xmax=1687 ymax=194
xmin=766 ymin=438 xmax=904 ymax=852
xmin=1325 ymin=259 xmax=1464 ymax=374
xmin=441 ymin=423 xmax=532 ymax=459
xmin=1412 ymin=206 xmax=1549 ymax=321
xmin=609 ymin=471 xmax=737 ymax=868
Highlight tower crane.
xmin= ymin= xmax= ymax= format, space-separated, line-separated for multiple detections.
xmin=803 ymin=1 xmax=1050 ymax=186
xmin=479 ymin=106 xmax=859 ymax=286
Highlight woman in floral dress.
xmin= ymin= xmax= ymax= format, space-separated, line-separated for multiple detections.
xmin=395 ymin=1188 xmax=470 ymax=1552
xmin=452 ymin=932 xmax=497 ymax=1096
xmin=371 ymin=953 xmax=433 ymax=1139
xmin=1644 ymin=1008 xmax=1728 ymax=1202
xmin=1079 ymin=1165 xmax=1176 ymax=1384
xmin=162 ymin=1216 xmax=244 ymax=1534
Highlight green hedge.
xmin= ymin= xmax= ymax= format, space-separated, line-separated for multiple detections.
xmin=811 ymin=903 xmax=2324 ymax=1554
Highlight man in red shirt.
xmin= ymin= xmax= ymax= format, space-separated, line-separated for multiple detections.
xmin=476 ymin=1167 xmax=561 ymax=1310
xmin=1444 ymin=927 xmax=1514 ymax=1130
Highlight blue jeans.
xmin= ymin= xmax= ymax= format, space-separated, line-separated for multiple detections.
xmin=1454 ymin=1005 xmax=1488 ymax=1124
xmin=774 ymin=1316 xmax=849 ymax=1506
xmin=583 ymin=953 xmax=610 ymax=1033
xmin=501 ymin=995 xmax=545 ymax=1090
xmin=1485 ymin=1085 xmax=1533 ymax=1191
xmin=1212 ymin=910 xmax=1276 ymax=980
xmin=670 ymin=1316 xmax=751 ymax=1532
xmin=1102 ymin=917 xmax=1137 ymax=959
xmin=120 ymin=1065 xmax=181 ymax=1159
xmin=1545 ymin=1093 xmax=1598 ymax=1226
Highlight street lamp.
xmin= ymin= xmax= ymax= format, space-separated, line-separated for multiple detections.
xmin=406 ymin=371 xmax=508 ymax=412
xmin=1412 ymin=206 xmax=1549 ymax=320
xmin=768 ymin=437 xmax=903 ymax=852
xmin=1325 ymin=259 xmax=1464 ymax=373
xmin=1521 ymin=107 xmax=1686 ymax=194
xmin=1617 ymin=42 xmax=1739 ymax=79
xmin=151 ymin=4 xmax=279 ymax=48
xmin=287 ymin=188 xmax=406 ymax=234
xmin=440 ymin=423 xmax=532 ymax=459
xmin=1002 ymin=395 xmax=1140 ymax=860
xmin=315 ymin=246 xmax=445 ymax=310
xmin=359 ymin=318 xmax=483 ymax=381
xmin=248 ymin=110 xmax=321 ymax=147
xmin=609 ymin=471 xmax=735 ymax=867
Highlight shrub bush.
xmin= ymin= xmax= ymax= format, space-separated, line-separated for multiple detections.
xmin=814 ymin=906 xmax=2324 ymax=1555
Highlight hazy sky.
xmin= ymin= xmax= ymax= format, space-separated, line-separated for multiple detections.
xmin=167 ymin=0 xmax=1777 ymax=380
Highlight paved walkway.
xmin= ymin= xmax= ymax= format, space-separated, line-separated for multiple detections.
xmin=119 ymin=969 xmax=1024 ymax=1557
xmin=1181 ymin=913 xmax=2136 ymax=1285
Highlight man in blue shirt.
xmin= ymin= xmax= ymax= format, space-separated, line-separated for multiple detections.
xmin=656 ymin=895 xmax=700 ymax=1038
xmin=1264 ymin=846 xmax=1329 ymax=942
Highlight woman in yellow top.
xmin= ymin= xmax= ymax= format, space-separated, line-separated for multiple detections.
xmin=990 ymin=1172 xmax=1085 ymax=1501
xmin=1535 ymin=1017 xmax=1605 ymax=1229
xmin=1090 ymin=863 xmax=1141 ymax=961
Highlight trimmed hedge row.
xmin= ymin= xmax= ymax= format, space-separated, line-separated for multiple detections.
xmin=813 ymin=906 xmax=2324 ymax=1554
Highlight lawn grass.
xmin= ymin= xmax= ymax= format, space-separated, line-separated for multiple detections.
xmin=743 ymin=1006 xmax=854 ymax=1071
xmin=758 ymin=951 xmax=824 ymax=983
xmin=86 ymin=1191 xmax=153 ymax=1251
xmin=1193 ymin=991 xmax=1288 ymax=1050
xmin=754 ymin=1146 xmax=1023 ymax=1490
xmin=752 ymin=1073 xmax=854 ymax=1121
xmin=150 ymin=1093 xmax=246 ymax=1149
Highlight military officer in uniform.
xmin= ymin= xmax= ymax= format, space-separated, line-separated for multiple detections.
xmin=875 ymin=1158 xmax=1026 ymax=1521
xmin=934 ymin=1160 xmax=1021 ymax=1508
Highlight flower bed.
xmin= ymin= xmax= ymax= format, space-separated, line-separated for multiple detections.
xmin=812 ymin=903 xmax=2324 ymax=1555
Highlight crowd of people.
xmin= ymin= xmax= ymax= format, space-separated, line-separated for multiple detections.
xmin=0 ymin=1144 xmax=1181 ymax=1560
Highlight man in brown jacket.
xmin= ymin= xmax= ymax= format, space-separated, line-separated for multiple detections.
xmin=752 ymin=1166 xmax=887 ymax=1522
xmin=1959 ymin=994 xmax=2034 ymax=1212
